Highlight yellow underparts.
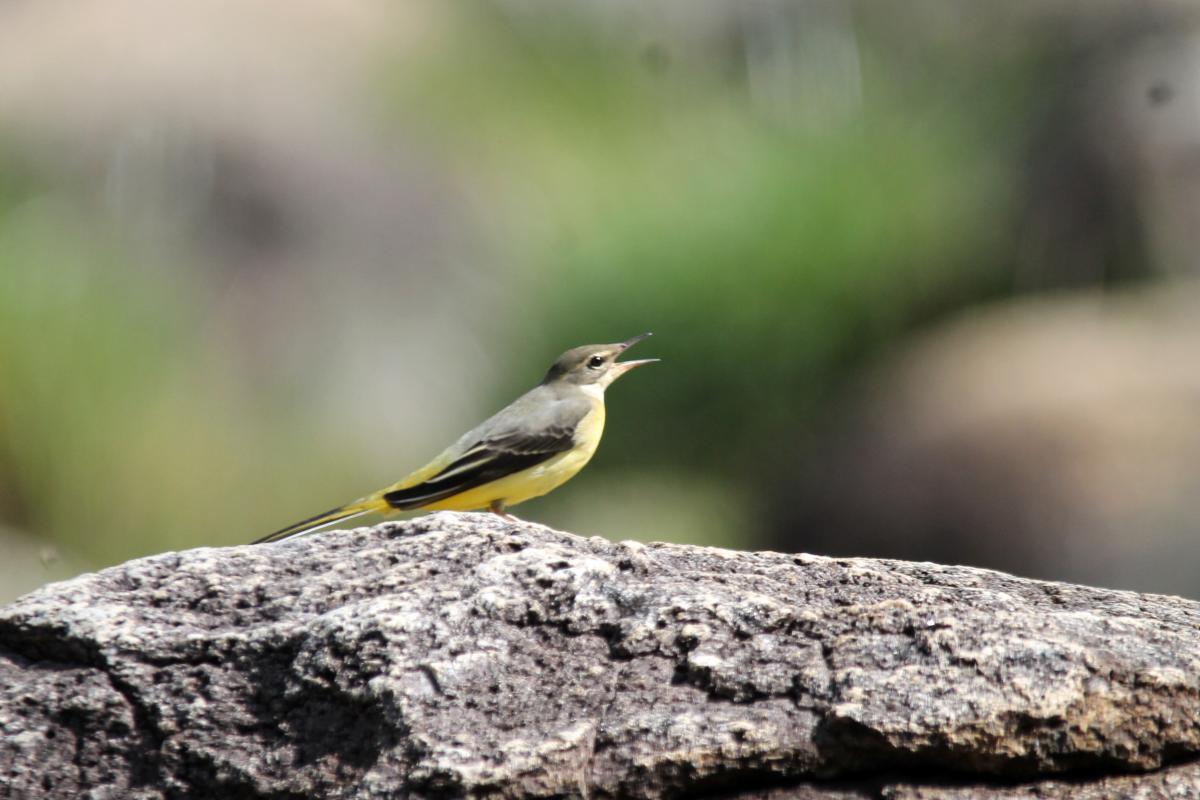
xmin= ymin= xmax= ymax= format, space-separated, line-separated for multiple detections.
xmin=421 ymin=402 xmax=606 ymax=512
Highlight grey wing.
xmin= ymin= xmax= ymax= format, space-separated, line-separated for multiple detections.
xmin=383 ymin=389 xmax=591 ymax=509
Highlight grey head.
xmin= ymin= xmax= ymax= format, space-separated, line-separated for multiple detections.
xmin=542 ymin=332 xmax=658 ymax=388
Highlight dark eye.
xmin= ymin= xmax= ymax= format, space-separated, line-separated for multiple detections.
xmin=587 ymin=355 xmax=605 ymax=369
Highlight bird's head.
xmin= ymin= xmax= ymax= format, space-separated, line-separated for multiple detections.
xmin=543 ymin=333 xmax=659 ymax=389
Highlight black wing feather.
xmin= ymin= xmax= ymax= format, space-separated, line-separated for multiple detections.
xmin=382 ymin=423 xmax=578 ymax=510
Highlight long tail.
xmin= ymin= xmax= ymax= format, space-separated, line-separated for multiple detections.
xmin=252 ymin=495 xmax=388 ymax=544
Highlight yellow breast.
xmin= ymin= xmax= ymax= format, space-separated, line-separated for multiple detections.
xmin=423 ymin=401 xmax=606 ymax=512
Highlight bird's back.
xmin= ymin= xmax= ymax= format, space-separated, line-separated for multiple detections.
xmin=383 ymin=383 xmax=594 ymax=496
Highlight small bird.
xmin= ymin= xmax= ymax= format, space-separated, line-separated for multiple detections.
xmin=253 ymin=333 xmax=658 ymax=543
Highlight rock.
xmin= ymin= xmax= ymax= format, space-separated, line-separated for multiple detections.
xmin=1 ymin=512 xmax=1199 ymax=798
xmin=769 ymin=285 xmax=1200 ymax=598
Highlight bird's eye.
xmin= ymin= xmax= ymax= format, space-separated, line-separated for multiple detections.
xmin=587 ymin=355 xmax=605 ymax=369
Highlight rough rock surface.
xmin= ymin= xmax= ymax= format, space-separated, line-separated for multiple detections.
xmin=2 ymin=512 xmax=1199 ymax=799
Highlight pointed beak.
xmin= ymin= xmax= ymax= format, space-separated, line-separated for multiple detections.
xmin=611 ymin=358 xmax=659 ymax=377
xmin=618 ymin=332 xmax=652 ymax=352
xmin=611 ymin=332 xmax=658 ymax=378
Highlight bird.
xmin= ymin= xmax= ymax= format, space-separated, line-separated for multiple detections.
xmin=253 ymin=333 xmax=658 ymax=543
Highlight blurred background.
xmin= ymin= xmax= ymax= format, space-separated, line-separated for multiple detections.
xmin=4 ymin=0 xmax=1200 ymax=602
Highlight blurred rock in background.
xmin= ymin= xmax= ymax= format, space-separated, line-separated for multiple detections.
xmin=0 ymin=525 xmax=86 ymax=602
xmin=767 ymin=285 xmax=1200 ymax=596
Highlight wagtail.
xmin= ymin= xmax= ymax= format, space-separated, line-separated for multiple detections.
xmin=254 ymin=333 xmax=657 ymax=543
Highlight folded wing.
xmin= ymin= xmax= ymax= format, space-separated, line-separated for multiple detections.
xmin=383 ymin=393 xmax=589 ymax=510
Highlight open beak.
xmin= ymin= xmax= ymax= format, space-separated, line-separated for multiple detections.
xmin=611 ymin=332 xmax=659 ymax=377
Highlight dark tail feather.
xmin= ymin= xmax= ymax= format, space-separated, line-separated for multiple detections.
xmin=252 ymin=500 xmax=378 ymax=544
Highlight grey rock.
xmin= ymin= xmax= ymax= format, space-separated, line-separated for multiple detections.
xmin=1 ymin=512 xmax=1199 ymax=798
